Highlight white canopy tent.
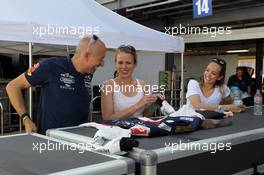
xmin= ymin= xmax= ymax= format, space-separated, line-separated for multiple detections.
xmin=0 ymin=0 xmax=185 ymax=117
xmin=0 ymin=0 xmax=184 ymax=52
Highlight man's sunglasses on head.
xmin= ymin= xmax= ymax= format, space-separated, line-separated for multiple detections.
xmin=88 ymin=35 xmax=99 ymax=47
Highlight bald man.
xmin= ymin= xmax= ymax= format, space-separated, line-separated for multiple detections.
xmin=6 ymin=35 xmax=106 ymax=134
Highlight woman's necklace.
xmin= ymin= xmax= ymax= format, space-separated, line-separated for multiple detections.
xmin=116 ymin=78 xmax=134 ymax=85
xmin=201 ymin=85 xmax=214 ymax=97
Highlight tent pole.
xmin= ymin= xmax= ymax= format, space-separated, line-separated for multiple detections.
xmin=28 ymin=42 xmax=33 ymax=119
xmin=66 ymin=45 xmax=70 ymax=56
xmin=180 ymin=53 xmax=184 ymax=107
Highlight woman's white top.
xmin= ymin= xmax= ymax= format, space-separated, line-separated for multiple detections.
xmin=112 ymin=79 xmax=144 ymax=118
xmin=186 ymin=80 xmax=230 ymax=108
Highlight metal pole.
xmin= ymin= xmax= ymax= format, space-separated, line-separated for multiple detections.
xmin=29 ymin=42 xmax=33 ymax=119
xmin=0 ymin=101 xmax=3 ymax=136
xmin=66 ymin=45 xmax=70 ymax=56
xmin=256 ymin=39 xmax=263 ymax=90
xmin=180 ymin=53 xmax=184 ymax=107
xmin=89 ymin=96 xmax=101 ymax=122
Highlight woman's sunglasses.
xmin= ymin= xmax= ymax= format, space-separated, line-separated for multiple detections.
xmin=212 ymin=58 xmax=226 ymax=66
xmin=118 ymin=45 xmax=136 ymax=52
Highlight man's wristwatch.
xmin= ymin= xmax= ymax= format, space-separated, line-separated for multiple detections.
xmin=21 ymin=113 xmax=30 ymax=123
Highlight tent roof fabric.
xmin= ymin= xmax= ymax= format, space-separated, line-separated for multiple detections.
xmin=0 ymin=0 xmax=184 ymax=53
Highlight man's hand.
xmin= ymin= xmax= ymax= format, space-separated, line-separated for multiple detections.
xmin=23 ymin=119 xmax=37 ymax=133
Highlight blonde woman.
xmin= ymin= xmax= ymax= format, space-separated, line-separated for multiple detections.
xmin=101 ymin=45 xmax=160 ymax=120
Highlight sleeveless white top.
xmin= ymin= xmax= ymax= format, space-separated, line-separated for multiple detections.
xmin=112 ymin=79 xmax=144 ymax=118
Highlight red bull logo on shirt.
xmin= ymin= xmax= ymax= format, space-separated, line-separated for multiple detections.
xmin=27 ymin=63 xmax=40 ymax=76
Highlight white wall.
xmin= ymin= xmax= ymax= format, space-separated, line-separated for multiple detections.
xmin=175 ymin=54 xmax=239 ymax=84
xmin=92 ymin=50 xmax=165 ymax=86
xmin=92 ymin=50 xmax=115 ymax=85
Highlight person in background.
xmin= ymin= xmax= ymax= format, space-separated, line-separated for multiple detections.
xmin=186 ymin=58 xmax=245 ymax=113
xmin=246 ymin=67 xmax=256 ymax=97
xmin=101 ymin=45 xmax=163 ymax=120
xmin=6 ymin=35 xmax=106 ymax=134
xmin=227 ymin=66 xmax=251 ymax=95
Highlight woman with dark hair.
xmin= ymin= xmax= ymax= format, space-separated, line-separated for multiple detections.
xmin=101 ymin=45 xmax=162 ymax=120
xmin=186 ymin=58 xmax=245 ymax=113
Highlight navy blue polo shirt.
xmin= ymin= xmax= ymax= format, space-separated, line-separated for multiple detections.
xmin=25 ymin=57 xmax=92 ymax=134
xmin=227 ymin=74 xmax=251 ymax=92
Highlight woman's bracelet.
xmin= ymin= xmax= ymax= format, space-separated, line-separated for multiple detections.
xmin=217 ymin=105 xmax=225 ymax=113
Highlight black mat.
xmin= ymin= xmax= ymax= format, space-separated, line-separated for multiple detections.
xmin=181 ymin=107 xmax=264 ymax=140
xmin=136 ymin=107 xmax=264 ymax=149
xmin=0 ymin=135 xmax=115 ymax=175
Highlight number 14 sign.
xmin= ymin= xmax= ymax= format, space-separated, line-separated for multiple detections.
xmin=193 ymin=0 xmax=212 ymax=19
